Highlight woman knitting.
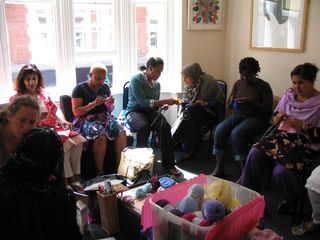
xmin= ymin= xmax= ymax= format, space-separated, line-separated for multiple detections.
xmin=173 ymin=62 xmax=225 ymax=160
xmin=240 ymin=63 xmax=320 ymax=211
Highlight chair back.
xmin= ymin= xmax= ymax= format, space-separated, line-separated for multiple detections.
xmin=123 ymin=81 xmax=130 ymax=110
xmin=216 ymin=79 xmax=227 ymax=122
xmin=59 ymin=95 xmax=74 ymax=122
xmin=0 ymin=103 xmax=9 ymax=111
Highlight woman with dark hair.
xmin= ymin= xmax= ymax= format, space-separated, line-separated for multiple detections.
xmin=0 ymin=127 xmax=81 ymax=239
xmin=0 ymin=95 xmax=39 ymax=166
xmin=173 ymin=62 xmax=225 ymax=159
xmin=211 ymin=57 xmax=273 ymax=177
xmin=10 ymin=64 xmax=86 ymax=192
xmin=240 ymin=63 xmax=320 ymax=212
xmin=126 ymin=57 xmax=181 ymax=175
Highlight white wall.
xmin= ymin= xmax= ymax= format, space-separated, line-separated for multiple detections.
xmin=182 ymin=0 xmax=320 ymax=98
xmin=181 ymin=0 xmax=226 ymax=88
xmin=224 ymin=0 xmax=320 ymax=97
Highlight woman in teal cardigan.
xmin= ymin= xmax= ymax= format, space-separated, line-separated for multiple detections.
xmin=126 ymin=57 xmax=181 ymax=176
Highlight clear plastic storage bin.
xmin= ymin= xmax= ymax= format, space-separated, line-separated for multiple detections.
xmin=150 ymin=174 xmax=265 ymax=240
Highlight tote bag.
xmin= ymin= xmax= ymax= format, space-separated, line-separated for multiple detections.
xmin=117 ymin=147 xmax=154 ymax=181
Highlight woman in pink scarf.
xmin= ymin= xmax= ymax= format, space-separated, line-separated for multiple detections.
xmin=10 ymin=64 xmax=86 ymax=192
xmin=240 ymin=63 xmax=320 ymax=212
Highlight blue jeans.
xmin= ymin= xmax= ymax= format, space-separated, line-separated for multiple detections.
xmin=213 ymin=113 xmax=266 ymax=161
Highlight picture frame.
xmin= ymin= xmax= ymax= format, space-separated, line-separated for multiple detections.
xmin=187 ymin=0 xmax=223 ymax=30
xmin=250 ymin=0 xmax=309 ymax=52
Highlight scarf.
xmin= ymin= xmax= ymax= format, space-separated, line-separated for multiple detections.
xmin=275 ymin=88 xmax=320 ymax=128
xmin=182 ymin=63 xmax=203 ymax=103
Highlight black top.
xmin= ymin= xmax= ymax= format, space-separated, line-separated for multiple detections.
xmin=72 ymin=82 xmax=111 ymax=115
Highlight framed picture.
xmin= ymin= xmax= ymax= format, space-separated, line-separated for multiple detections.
xmin=187 ymin=0 xmax=223 ymax=30
xmin=250 ymin=0 xmax=309 ymax=52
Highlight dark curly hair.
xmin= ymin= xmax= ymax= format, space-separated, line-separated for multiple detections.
xmin=239 ymin=57 xmax=261 ymax=75
xmin=139 ymin=57 xmax=164 ymax=71
xmin=291 ymin=63 xmax=319 ymax=82
xmin=14 ymin=64 xmax=44 ymax=94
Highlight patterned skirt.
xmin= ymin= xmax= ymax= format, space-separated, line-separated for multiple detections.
xmin=73 ymin=112 xmax=124 ymax=141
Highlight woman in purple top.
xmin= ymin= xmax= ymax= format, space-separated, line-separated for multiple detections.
xmin=240 ymin=63 xmax=320 ymax=210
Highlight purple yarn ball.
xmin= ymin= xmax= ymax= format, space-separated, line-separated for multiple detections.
xmin=202 ymin=200 xmax=225 ymax=222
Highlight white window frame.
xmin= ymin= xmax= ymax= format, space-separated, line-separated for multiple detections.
xmin=0 ymin=0 xmax=181 ymax=103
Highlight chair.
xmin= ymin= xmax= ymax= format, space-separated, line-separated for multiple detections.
xmin=216 ymin=79 xmax=227 ymax=123
xmin=206 ymin=79 xmax=227 ymax=141
xmin=118 ymin=81 xmax=156 ymax=147
xmin=59 ymin=95 xmax=117 ymax=179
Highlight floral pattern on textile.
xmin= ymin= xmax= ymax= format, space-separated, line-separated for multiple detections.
xmin=254 ymin=130 xmax=318 ymax=178
xmin=73 ymin=112 xmax=123 ymax=141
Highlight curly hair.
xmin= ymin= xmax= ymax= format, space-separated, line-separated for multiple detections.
xmin=291 ymin=63 xmax=319 ymax=82
xmin=14 ymin=64 xmax=44 ymax=94
xmin=239 ymin=57 xmax=261 ymax=75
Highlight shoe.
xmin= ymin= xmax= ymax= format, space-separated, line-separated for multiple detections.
xmin=276 ymin=200 xmax=292 ymax=214
xmin=70 ymin=181 xmax=84 ymax=193
xmin=168 ymin=167 xmax=181 ymax=176
xmin=292 ymin=221 xmax=320 ymax=236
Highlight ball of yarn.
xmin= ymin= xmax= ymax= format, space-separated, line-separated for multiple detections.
xmin=225 ymin=198 xmax=241 ymax=213
xmin=170 ymin=208 xmax=184 ymax=217
xmin=181 ymin=212 xmax=197 ymax=222
xmin=143 ymin=182 xmax=152 ymax=193
xmin=187 ymin=184 xmax=204 ymax=208
xmin=178 ymin=195 xmax=198 ymax=213
xmin=202 ymin=199 xmax=225 ymax=222
xmin=135 ymin=188 xmax=146 ymax=199
xmin=188 ymin=184 xmax=204 ymax=199
xmin=135 ymin=183 xmax=152 ymax=199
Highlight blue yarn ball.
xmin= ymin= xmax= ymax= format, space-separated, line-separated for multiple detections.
xmin=187 ymin=184 xmax=204 ymax=207
xmin=202 ymin=200 xmax=225 ymax=222
xmin=143 ymin=183 xmax=152 ymax=193
xmin=178 ymin=195 xmax=198 ymax=213
xmin=135 ymin=188 xmax=146 ymax=199
xmin=135 ymin=183 xmax=152 ymax=199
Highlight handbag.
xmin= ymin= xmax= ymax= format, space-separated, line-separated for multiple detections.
xmin=117 ymin=147 xmax=154 ymax=181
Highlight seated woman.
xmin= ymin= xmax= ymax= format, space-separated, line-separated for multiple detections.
xmin=240 ymin=63 xmax=320 ymax=208
xmin=125 ymin=57 xmax=180 ymax=176
xmin=212 ymin=57 xmax=273 ymax=177
xmin=10 ymin=64 xmax=86 ymax=192
xmin=173 ymin=62 xmax=225 ymax=159
xmin=0 ymin=127 xmax=81 ymax=239
xmin=292 ymin=165 xmax=320 ymax=236
xmin=72 ymin=63 xmax=127 ymax=176
xmin=0 ymin=95 xmax=39 ymax=166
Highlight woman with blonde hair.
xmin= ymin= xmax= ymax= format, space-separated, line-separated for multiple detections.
xmin=0 ymin=95 xmax=39 ymax=165
xmin=72 ymin=63 xmax=127 ymax=176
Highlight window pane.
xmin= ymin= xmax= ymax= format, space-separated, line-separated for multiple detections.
xmin=135 ymin=2 xmax=166 ymax=69
xmin=74 ymin=0 xmax=115 ymax=86
xmin=5 ymin=0 xmax=57 ymax=87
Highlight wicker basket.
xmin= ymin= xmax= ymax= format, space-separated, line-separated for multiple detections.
xmin=96 ymin=191 xmax=119 ymax=236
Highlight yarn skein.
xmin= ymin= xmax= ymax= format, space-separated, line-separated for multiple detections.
xmin=202 ymin=199 xmax=225 ymax=222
